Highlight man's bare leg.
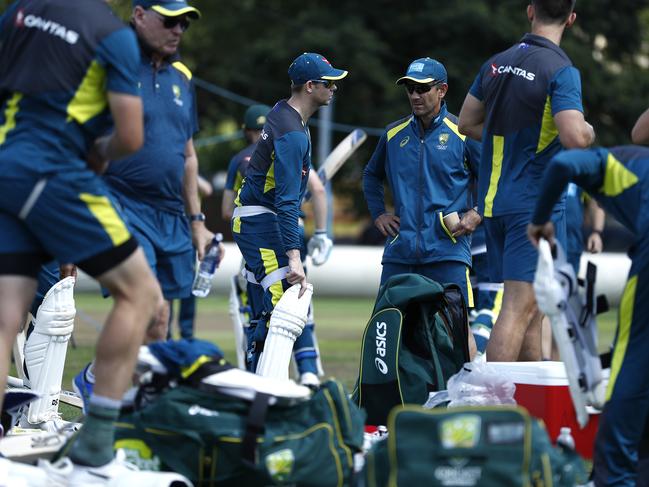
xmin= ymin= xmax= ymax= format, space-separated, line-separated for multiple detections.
xmin=92 ymin=248 xmax=160 ymax=400
xmin=486 ymin=280 xmax=539 ymax=362
xmin=0 ymin=276 xmax=37 ymax=406
xmin=518 ymin=308 xmax=543 ymax=361
xmin=144 ymin=298 xmax=170 ymax=343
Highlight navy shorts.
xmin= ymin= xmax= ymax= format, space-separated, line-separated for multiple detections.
xmin=0 ymin=169 xmax=137 ymax=278
xmin=112 ymin=192 xmax=194 ymax=299
xmin=483 ymin=211 xmax=566 ymax=282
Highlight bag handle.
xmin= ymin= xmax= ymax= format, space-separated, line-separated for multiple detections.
xmin=241 ymin=392 xmax=272 ymax=467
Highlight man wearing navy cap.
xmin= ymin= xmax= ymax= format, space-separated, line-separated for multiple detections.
xmin=231 ymin=52 xmax=347 ymax=374
xmin=72 ymin=0 xmax=215 ymax=420
xmin=363 ymin=57 xmax=481 ymax=315
xmin=100 ymin=0 xmax=212 ymax=337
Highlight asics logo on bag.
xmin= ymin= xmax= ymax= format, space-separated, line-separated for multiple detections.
xmin=375 ymin=321 xmax=388 ymax=375
xmin=490 ymin=63 xmax=535 ymax=81
xmin=188 ymin=404 xmax=219 ymax=417
xmin=15 ymin=10 xmax=79 ymax=45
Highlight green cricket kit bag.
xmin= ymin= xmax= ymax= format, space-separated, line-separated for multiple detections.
xmin=352 ymin=273 xmax=470 ymax=425
xmin=363 ymin=405 xmax=588 ymax=487
xmin=114 ymin=339 xmax=366 ymax=486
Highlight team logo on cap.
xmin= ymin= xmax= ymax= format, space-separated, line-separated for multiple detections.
xmin=409 ymin=62 xmax=425 ymax=73
xmin=320 ymin=56 xmax=332 ymax=66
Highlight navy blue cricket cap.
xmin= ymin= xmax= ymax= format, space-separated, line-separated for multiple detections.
xmin=243 ymin=105 xmax=271 ymax=130
xmin=132 ymin=0 xmax=201 ymax=18
xmin=396 ymin=57 xmax=447 ymax=85
xmin=288 ymin=53 xmax=348 ymax=85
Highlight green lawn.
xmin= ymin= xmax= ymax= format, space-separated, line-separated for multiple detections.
xmin=53 ymin=292 xmax=619 ymax=395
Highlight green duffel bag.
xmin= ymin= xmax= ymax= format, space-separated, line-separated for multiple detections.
xmin=114 ymin=378 xmax=365 ymax=486
xmin=363 ymin=405 xmax=588 ymax=487
xmin=351 ymin=273 xmax=470 ymax=425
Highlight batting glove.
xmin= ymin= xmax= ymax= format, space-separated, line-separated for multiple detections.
xmin=307 ymin=230 xmax=333 ymax=266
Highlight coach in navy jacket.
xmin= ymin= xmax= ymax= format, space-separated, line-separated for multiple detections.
xmin=363 ymin=58 xmax=481 ymax=306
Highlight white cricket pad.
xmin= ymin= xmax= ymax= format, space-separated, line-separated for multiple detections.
xmin=534 ymin=239 xmax=605 ymax=428
xmin=229 ymin=275 xmax=247 ymax=369
xmin=24 ymin=277 xmax=75 ymax=426
xmin=256 ymin=283 xmax=313 ymax=380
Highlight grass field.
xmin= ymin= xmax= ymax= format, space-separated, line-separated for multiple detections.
xmin=51 ymin=291 xmax=620 ymax=396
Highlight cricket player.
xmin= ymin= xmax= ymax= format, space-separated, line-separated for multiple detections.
xmin=0 ymin=0 xmax=162 ymax=483
xmin=231 ymin=52 xmax=347 ymax=374
xmin=528 ymin=145 xmax=649 ymax=486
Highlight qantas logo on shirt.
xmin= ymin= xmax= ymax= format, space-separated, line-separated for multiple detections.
xmin=490 ymin=63 xmax=535 ymax=81
xmin=15 ymin=10 xmax=79 ymax=45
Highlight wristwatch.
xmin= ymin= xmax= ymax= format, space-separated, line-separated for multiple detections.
xmin=189 ymin=212 xmax=206 ymax=222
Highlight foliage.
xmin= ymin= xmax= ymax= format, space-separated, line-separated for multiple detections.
xmin=3 ymin=0 xmax=649 ymax=221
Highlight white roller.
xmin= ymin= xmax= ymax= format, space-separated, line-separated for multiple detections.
xmin=23 ymin=277 xmax=75 ymax=427
xmin=256 ymin=283 xmax=313 ymax=380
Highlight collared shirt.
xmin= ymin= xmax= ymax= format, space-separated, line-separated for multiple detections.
xmin=363 ymin=102 xmax=481 ymax=265
xmin=234 ymin=100 xmax=311 ymax=253
xmin=104 ymin=45 xmax=198 ymax=214
xmin=0 ymin=0 xmax=139 ymax=175
xmin=470 ymin=33 xmax=584 ymax=217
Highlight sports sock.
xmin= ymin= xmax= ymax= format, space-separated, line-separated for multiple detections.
xmin=67 ymin=394 xmax=120 ymax=467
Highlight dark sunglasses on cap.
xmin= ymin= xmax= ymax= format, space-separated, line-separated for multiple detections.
xmin=310 ymin=79 xmax=336 ymax=89
xmin=153 ymin=12 xmax=191 ymax=32
xmin=405 ymin=80 xmax=444 ymax=94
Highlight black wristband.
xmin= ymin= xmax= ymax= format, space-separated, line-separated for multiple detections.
xmin=189 ymin=212 xmax=206 ymax=222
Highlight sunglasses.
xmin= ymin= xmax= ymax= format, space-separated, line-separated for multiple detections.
xmin=310 ymin=79 xmax=336 ymax=89
xmin=405 ymin=81 xmax=443 ymax=94
xmin=153 ymin=12 xmax=191 ymax=32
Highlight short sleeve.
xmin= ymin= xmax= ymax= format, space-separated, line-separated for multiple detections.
xmin=549 ymin=66 xmax=583 ymax=115
xmin=96 ymin=28 xmax=140 ymax=96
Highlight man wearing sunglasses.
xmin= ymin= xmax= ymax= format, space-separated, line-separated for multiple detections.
xmin=102 ymin=0 xmax=212 ymax=336
xmin=72 ymin=0 xmax=215 ymax=412
xmin=363 ymin=57 xmax=481 ymax=316
xmin=231 ymin=52 xmax=347 ymax=376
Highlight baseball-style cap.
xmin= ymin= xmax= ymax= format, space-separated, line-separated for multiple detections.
xmin=288 ymin=53 xmax=348 ymax=85
xmin=243 ymin=105 xmax=270 ymax=130
xmin=133 ymin=0 xmax=201 ymax=18
xmin=396 ymin=57 xmax=447 ymax=85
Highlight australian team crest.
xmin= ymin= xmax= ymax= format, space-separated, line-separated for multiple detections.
xmin=265 ymin=448 xmax=295 ymax=483
xmin=437 ymin=132 xmax=449 ymax=150
xmin=172 ymin=84 xmax=183 ymax=107
xmin=440 ymin=414 xmax=481 ymax=448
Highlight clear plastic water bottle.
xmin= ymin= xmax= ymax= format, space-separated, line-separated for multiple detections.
xmin=556 ymin=426 xmax=575 ymax=451
xmin=192 ymin=233 xmax=223 ymax=298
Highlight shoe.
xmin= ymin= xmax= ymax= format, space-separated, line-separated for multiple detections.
xmin=0 ymin=455 xmax=70 ymax=486
xmin=17 ymin=411 xmax=80 ymax=434
xmin=299 ymin=372 xmax=320 ymax=389
xmin=72 ymin=363 xmax=93 ymax=414
xmin=62 ymin=449 xmax=193 ymax=486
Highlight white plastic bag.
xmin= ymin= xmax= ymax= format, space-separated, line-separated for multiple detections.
xmin=447 ymin=360 xmax=517 ymax=407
